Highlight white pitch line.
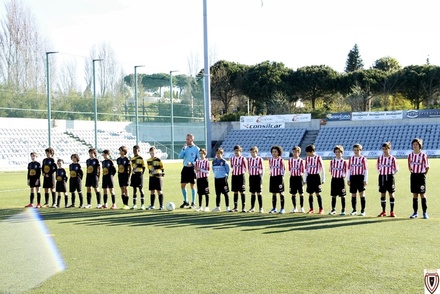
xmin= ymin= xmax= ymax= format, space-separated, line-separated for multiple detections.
xmin=0 ymin=188 xmax=27 ymax=193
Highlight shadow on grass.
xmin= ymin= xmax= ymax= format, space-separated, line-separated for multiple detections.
xmin=11 ymin=208 xmax=408 ymax=233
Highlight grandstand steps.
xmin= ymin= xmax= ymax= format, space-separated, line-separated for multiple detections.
xmin=299 ymin=130 xmax=319 ymax=153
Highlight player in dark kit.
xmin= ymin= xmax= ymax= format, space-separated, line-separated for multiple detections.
xmin=101 ymin=149 xmax=117 ymax=209
xmin=25 ymin=152 xmax=41 ymax=208
xmin=147 ymin=147 xmax=165 ymax=210
xmin=130 ymin=145 xmax=146 ymax=210
xmin=42 ymin=147 xmax=57 ymax=208
xmin=55 ymin=159 xmax=68 ymax=208
xmin=68 ymin=154 xmax=83 ymax=208
xmin=85 ymin=148 xmax=101 ymax=209
xmin=117 ymin=146 xmax=131 ymax=209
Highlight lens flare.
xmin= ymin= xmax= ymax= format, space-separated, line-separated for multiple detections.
xmin=0 ymin=208 xmax=65 ymax=293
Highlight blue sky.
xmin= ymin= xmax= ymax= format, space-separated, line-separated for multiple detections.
xmin=4 ymin=0 xmax=440 ymax=75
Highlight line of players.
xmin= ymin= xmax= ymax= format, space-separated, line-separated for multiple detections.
xmin=25 ymin=145 xmax=165 ymax=210
xmin=178 ymin=134 xmax=429 ymax=219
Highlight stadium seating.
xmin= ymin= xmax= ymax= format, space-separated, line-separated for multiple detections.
xmin=314 ymin=124 xmax=440 ymax=151
xmin=0 ymin=128 xmax=89 ymax=165
xmin=220 ymin=128 xmax=307 ymax=155
xmin=0 ymin=127 xmax=167 ymax=166
xmin=65 ymin=129 xmax=167 ymax=160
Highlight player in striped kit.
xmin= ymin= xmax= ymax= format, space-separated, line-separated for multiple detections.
xmin=408 ymin=138 xmax=430 ymax=219
xmin=304 ymin=144 xmax=325 ymax=214
xmin=347 ymin=144 xmax=368 ymax=216
xmin=377 ymin=142 xmax=399 ymax=217
xmin=229 ymin=145 xmax=248 ymax=212
xmin=269 ymin=146 xmax=286 ymax=214
xmin=288 ymin=146 xmax=305 ymax=213
xmin=247 ymin=146 xmax=264 ymax=213
xmin=195 ymin=149 xmax=210 ymax=212
xmin=329 ymin=146 xmax=347 ymax=215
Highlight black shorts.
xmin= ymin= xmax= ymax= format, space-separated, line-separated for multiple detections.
xmin=349 ymin=174 xmax=365 ymax=194
xmin=231 ymin=174 xmax=246 ymax=192
xmin=56 ymin=181 xmax=67 ymax=193
xmin=28 ymin=177 xmax=40 ymax=188
xmin=331 ymin=177 xmax=346 ymax=197
xmin=197 ymin=177 xmax=209 ymax=196
xmin=215 ymin=177 xmax=229 ymax=195
xmin=69 ymin=179 xmax=82 ymax=193
xmin=102 ymin=176 xmax=114 ymax=189
xmin=85 ymin=175 xmax=99 ymax=188
xmin=130 ymin=173 xmax=143 ymax=188
xmin=410 ymin=173 xmax=426 ymax=194
xmin=270 ymin=175 xmax=284 ymax=193
xmin=249 ymin=175 xmax=262 ymax=193
xmin=149 ymin=176 xmax=163 ymax=191
xmin=43 ymin=175 xmax=55 ymax=189
xmin=181 ymin=166 xmax=196 ymax=184
xmin=306 ymin=174 xmax=322 ymax=194
xmin=289 ymin=176 xmax=304 ymax=195
xmin=378 ymin=174 xmax=395 ymax=194
xmin=118 ymin=173 xmax=130 ymax=187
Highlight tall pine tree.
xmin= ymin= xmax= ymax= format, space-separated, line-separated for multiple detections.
xmin=345 ymin=44 xmax=364 ymax=72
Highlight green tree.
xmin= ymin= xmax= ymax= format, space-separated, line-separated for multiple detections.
xmin=345 ymin=44 xmax=364 ymax=73
xmin=397 ymin=65 xmax=440 ymax=109
xmin=290 ymin=65 xmax=338 ymax=110
xmin=339 ymin=69 xmax=383 ymax=111
xmin=210 ymin=60 xmax=248 ymax=114
xmin=241 ymin=61 xmax=291 ymax=114
xmin=372 ymin=57 xmax=402 ymax=110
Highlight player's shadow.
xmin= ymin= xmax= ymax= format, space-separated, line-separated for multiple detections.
xmin=0 ymin=208 xmax=24 ymax=220
xmin=34 ymin=208 xmax=405 ymax=233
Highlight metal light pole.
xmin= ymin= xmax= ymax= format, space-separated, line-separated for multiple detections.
xmin=93 ymin=59 xmax=103 ymax=149
xmin=170 ymin=70 xmax=178 ymax=159
xmin=46 ymin=51 xmax=58 ymax=147
xmin=203 ymin=0 xmax=212 ymax=155
xmin=134 ymin=65 xmax=145 ymax=145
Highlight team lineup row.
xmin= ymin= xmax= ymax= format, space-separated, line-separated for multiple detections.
xmin=178 ymin=134 xmax=429 ymax=219
xmin=24 ymin=134 xmax=429 ymax=219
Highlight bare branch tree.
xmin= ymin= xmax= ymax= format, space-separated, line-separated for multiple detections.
xmin=0 ymin=0 xmax=48 ymax=91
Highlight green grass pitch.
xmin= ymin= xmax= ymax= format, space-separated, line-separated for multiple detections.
xmin=0 ymin=158 xmax=439 ymax=293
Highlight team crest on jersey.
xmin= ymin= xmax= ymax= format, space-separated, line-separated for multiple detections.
xmin=424 ymin=270 xmax=439 ymax=294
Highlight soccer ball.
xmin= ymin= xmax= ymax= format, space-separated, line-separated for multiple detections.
xmin=166 ymin=202 xmax=175 ymax=211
